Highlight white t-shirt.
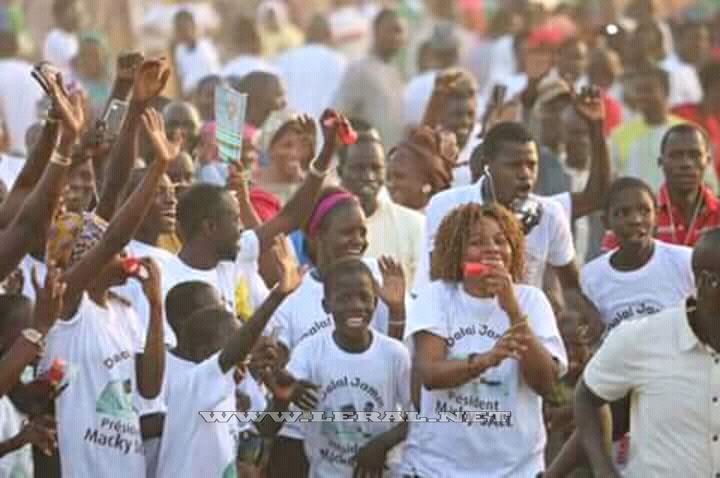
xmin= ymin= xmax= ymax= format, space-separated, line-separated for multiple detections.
xmin=273 ymin=257 xmax=391 ymax=353
xmin=272 ymin=257 xmax=392 ymax=441
xmin=161 ymin=231 xmax=269 ymax=344
xmin=416 ymin=179 xmax=575 ymax=292
xmin=399 ymin=282 xmax=567 ymax=478
xmin=275 ymin=44 xmax=347 ymax=119
xmin=39 ymin=294 xmax=146 ymax=478
xmin=112 ymin=240 xmax=176 ymax=417
xmin=580 ymin=240 xmax=695 ymax=330
xmin=156 ymin=352 xmax=239 ymax=478
xmin=0 ymin=396 xmax=32 ymax=478
xmin=19 ymin=254 xmax=47 ymax=302
xmin=42 ymin=29 xmax=78 ymax=74
xmin=174 ymin=38 xmax=221 ymax=95
xmin=660 ymin=55 xmax=702 ymax=107
xmin=0 ymin=59 xmax=45 ymax=155
xmin=287 ymin=330 xmax=412 ymax=478
xmin=221 ymin=55 xmax=277 ymax=79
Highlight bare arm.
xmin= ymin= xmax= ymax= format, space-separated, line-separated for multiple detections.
xmin=554 ymin=262 xmax=605 ymax=343
xmin=60 ymin=109 xmax=174 ymax=318
xmin=134 ymin=258 xmax=165 ymax=399
xmin=219 ymin=237 xmax=300 ymax=372
xmin=96 ymin=57 xmax=170 ymax=221
xmin=253 ymin=111 xmax=343 ymax=253
xmin=575 ymin=379 xmax=621 ymax=477
xmin=0 ymin=120 xmax=60 ymax=229
xmin=570 ymin=88 xmax=612 ymax=220
xmin=414 ymin=330 xmax=524 ymax=390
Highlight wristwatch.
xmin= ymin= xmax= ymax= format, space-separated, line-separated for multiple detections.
xmin=21 ymin=328 xmax=45 ymax=349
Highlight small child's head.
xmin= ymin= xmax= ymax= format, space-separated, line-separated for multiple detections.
xmin=177 ymin=305 xmax=238 ymax=362
xmin=173 ymin=10 xmax=197 ymax=45
xmin=0 ymin=294 xmax=32 ymax=354
xmin=165 ymin=281 xmax=223 ymax=339
xmin=558 ymin=309 xmax=591 ymax=383
xmin=603 ymin=177 xmax=657 ymax=250
xmin=322 ymin=257 xmax=378 ymax=341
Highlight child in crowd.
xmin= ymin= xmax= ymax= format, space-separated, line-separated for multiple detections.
xmin=262 ymin=257 xmax=412 ymax=477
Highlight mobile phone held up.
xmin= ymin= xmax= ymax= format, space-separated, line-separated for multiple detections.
xmin=463 ymin=262 xmax=490 ymax=278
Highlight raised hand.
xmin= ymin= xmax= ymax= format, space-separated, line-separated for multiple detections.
xmin=134 ymin=257 xmax=162 ymax=306
xmin=141 ymin=108 xmax=181 ymax=164
xmin=31 ymin=265 xmax=66 ymax=334
xmin=116 ymin=52 xmax=145 ymax=82
xmin=33 ymin=65 xmax=86 ymax=139
xmin=570 ymin=85 xmax=605 ymax=125
xmin=377 ymin=256 xmax=405 ymax=312
xmin=318 ymin=109 xmax=350 ymax=157
xmin=132 ymin=57 xmax=171 ymax=102
xmin=270 ymin=235 xmax=304 ymax=295
xmin=1 ymin=268 xmax=24 ymax=295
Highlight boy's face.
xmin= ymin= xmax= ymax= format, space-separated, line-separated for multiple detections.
xmin=325 ymin=270 xmax=377 ymax=341
xmin=175 ymin=17 xmax=196 ymax=44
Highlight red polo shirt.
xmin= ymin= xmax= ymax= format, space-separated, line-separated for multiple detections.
xmin=601 ymin=183 xmax=720 ymax=250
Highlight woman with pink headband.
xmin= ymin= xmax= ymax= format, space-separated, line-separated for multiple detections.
xmin=265 ymin=185 xmax=407 ymax=478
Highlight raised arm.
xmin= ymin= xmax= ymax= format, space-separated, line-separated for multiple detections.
xmin=253 ymin=110 xmax=343 ymax=253
xmin=0 ymin=119 xmax=60 ymax=229
xmin=0 ymin=72 xmax=85 ymax=279
xmin=0 ymin=267 xmax=65 ymax=397
xmin=60 ymin=109 xmax=176 ymax=317
xmin=96 ymin=57 xmax=170 ymax=221
xmin=569 ymin=86 xmax=612 ymax=220
xmin=218 ymin=236 xmax=301 ymax=372
xmin=134 ymin=258 xmax=165 ymax=399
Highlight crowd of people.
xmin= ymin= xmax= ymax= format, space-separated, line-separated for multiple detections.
xmin=0 ymin=0 xmax=719 ymax=477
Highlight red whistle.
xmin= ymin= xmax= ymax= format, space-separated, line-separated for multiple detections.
xmin=122 ymin=257 xmax=148 ymax=279
xmin=45 ymin=358 xmax=66 ymax=386
xmin=463 ymin=262 xmax=490 ymax=278
xmin=323 ymin=111 xmax=357 ymax=145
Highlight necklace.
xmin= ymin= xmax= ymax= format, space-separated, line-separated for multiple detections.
xmin=667 ymin=188 xmax=703 ymax=245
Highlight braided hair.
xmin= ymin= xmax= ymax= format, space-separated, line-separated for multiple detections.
xmin=430 ymin=203 xmax=526 ymax=283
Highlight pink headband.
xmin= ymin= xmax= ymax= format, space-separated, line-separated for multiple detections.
xmin=307 ymin=192 xmax=355 ymax=237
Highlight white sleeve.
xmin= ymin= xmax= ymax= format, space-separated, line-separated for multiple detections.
xmin=404 ymin=282 xmax=449 ymax=341
xmin=583 ymin=322 xmax=640 ymax=402
xmin=522 ymin=286 xmax=568 ymax=377
xmin=286 ymin=341 xmax=312 ymax=382
xmin=190 ymin=353 xmax=237 ymax=409
xmin=272 ymin=299 xmax=294 ymax=351
xmin=546 ymin=200 xmax=576 ymax=267
xmin=236 ymin=230 xmax=261 ymax=264
xmin=394 ymin=344 xmax=414 ymax=412
xmin=675 ymin=247 xmax=696 ymax=296
xmin=550 ymin=192 xmax=572 ymax=223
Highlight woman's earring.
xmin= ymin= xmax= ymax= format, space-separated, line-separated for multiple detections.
xmin=421 ymin=184 xmax=432 ymax=195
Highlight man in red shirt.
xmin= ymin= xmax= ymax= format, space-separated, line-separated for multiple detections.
xmin=603 ymin=123 xmax=720 ymax=250
xmin=672 ymin=61 xmax=720 ymax=181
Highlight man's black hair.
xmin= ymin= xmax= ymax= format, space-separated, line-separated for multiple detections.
xmin=177 ymin=183 xmax=230 ymax=241
xmin=624 ymin=64 xmax=670 ymax=97
xmin=659 ymin=123 xmax=709 ymax=155
xmin=603 ymin=176 xmax=657 ymax=213
xmin=481 ymin=122 xmax=535 ymax=161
